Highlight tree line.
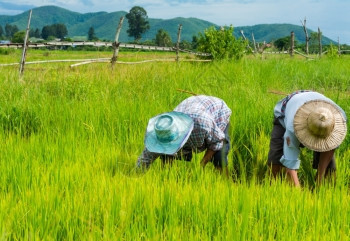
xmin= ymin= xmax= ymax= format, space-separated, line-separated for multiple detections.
xmin=0 ymin=23 xmax=68 ymax=42
xmin=1 ymin=6 xmax=349 ymax=60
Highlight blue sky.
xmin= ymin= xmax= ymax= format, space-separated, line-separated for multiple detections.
xmin=1 ymin=0 xmax=349 ymax=44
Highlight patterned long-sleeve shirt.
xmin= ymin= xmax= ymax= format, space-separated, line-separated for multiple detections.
xmin=137 ymin=95 xmax=232 ymax=168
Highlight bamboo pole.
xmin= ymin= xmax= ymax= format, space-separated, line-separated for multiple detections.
xmin=19 ymin=9 xmax=32 ymax=77
xmin=176 ymin=24 xmax=182 ymax=62
xmin=301 ymin=17 xmax=309 ymax=55
xmin=111 ymin=16 xmax=124 ymax=69
xmin=290 ymin=31 xmax=295 ymax=57
xmin=240 ymin=30 xmax=254 ymax=54
xmin=251 ymin=33 xmax=257 ymax=53
xmin=318 ymin=27 xmax=322 ymax=58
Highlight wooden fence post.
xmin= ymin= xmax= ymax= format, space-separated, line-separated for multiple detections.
xmin=290 ymin=31 xmax=295 ymax=57
xmin=318 ymin=27 xmax=322 ymax=58
xmin=19 ymin=9 xmax=32 ymax=77
xmin=111 ymin=16 xmax=124 ymax=69
xmin=176 ymin=24 xmax=182 ymax=62
xmin=240 ymin=30 xmax=254 ymax=55
xmin=301 ymin=17 xmax=309 ymax=55
xmin=251 ymin=33 xmax=257 ymax=53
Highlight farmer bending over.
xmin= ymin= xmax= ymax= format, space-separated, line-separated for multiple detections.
xmin=268 ymin=90 xmax=347 ymax=187
xmin=137 ymin=95 xmax=231 ymax=176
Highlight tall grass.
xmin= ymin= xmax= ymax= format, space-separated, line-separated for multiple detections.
xmin=0 ymin=49 xmax=349 ymax=240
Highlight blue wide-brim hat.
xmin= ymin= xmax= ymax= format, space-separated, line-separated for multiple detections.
xmin=145 ymin=111 xmax=194 ymax=155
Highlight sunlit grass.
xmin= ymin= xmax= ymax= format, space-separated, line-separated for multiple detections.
xmin=0 ymin=50 xmax=349 ymax=240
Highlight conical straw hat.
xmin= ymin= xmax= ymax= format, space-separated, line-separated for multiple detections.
xmin=294 ymin=100 xmax=347 ymax=152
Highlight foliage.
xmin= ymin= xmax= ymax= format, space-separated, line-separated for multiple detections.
xmin=29 ymin=28 xmax=41 ymax=38
xmin=191 ymin=35 xmax=199 ymax=50
xmin=309 ymin=32 xmax=320 ymax=54
xmin=233 ymin=24 xmax=336 ymax=45
xmin=179 ymin=40 xmax=192 ymax=50
xmin=0 ymin=25 xmax=3 ymax=37
xmin=41 ymin=23 xmax=68 ymax=40
xmin=87 ymin=27 xmax=98 ymax=41
xmin=125 ymin=6 xmax=150 ymax=41
xmin=0 ymin=6 xmax=337 ymax=44
xmin=142 ymin=39 xmax=156 ymax=46
xmin=197 ymin=25 xmax=246 ymax=60
xmin=326 ymin=43 xmax=339 ymax=58
xmin=155 ymin=29 xmax=173 ymax=47
xmin=11 ymin=30 xmax=26 ymax=43
xmin=5 ymin=23 xmax=18 ymax=38
xmin=274 ymin=36 xmax=291 ymax=51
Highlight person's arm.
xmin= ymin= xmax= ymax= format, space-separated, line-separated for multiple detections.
xmin=285 ymin=168 xmax=300 ymax=187
xmin=200 ymin=149 xmax=216 ymax=167
xmin=316 ymin=149 xmax=335 ymax=185
xmin=136 ymin=148 xmax=159 ymax=171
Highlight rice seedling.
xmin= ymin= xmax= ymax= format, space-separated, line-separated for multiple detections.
xmin=0 ymin=49 xmax=349 ymax=240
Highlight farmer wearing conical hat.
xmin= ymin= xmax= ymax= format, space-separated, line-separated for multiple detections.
xmin=268 ymin=90 xmax=347 ymax=187
xmin=137 ymin=95 xmax=232 ymax=176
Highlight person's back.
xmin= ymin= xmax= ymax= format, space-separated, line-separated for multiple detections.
xmin=267 ymin=90 xmax=347 ymax=187
xmin=137 ymin=95 xmax=232 ymax=176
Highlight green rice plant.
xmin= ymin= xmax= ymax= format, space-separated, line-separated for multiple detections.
xmin=0 ymin=49 xmax=349 ymax=240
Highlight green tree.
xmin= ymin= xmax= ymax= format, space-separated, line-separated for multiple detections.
xmin=34 ymin=28 xmax=41 ymax=38
xmin=125 ymin=6 xmax=150 ymax=41
xmin=155 ymin=29 xmax=172 ymax=47
xmin=180 ymin=40 xmax=192 ymax=50
xmin=0 ymin=25 xmax=3 ymax=38
xmin=29 ymin=28 xmax=34 ymax=37
xmin=41 ymin=24 xmax=68 ymax=40
xmin=11 ymin=31 xmax=25 ymax=43
xmin=88 ymin=27 xmax=97 ymax=41
xmin=274 ymin=36 xmax=291 ymax=51
xmin=197 ymin=25 xmax=246 ymax=60
xmin=309 ymin=32 xmax=320 ymax=54
xmin=191 ymin=35 xmax=199 ymax=50
xmin=41 ymin=25 xmax=54 ymax=40
xmin=53 ymin=23 xmax=68 ymax=39
xmin=5 ymin=24 xmax=19 ymax=38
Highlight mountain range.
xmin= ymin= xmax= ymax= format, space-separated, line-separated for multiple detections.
xmin=0 ymin=5 xmax=336 ymax=44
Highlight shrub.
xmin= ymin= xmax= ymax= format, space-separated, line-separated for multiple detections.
xmin=197 ymin=25 xmax=247 ymax=60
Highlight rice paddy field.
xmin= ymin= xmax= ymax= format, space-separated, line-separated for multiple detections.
xmin=0 ymin=49 xmax=349 ymax=240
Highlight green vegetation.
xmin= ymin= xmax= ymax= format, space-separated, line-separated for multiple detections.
xmin=197 ymin=26 xmax=246 ymax=60
xmin=0 ymin=49 xmax=349 ymax=240
xmin=234 ymin=23 xmax=336 ymax=45
xmin=155 ymin=29 xmax=173 ymax=47
xmin=41 ymin=23 xmax=68 ymax=40
xmin=125 ymin=6 xmax=150 ymax=42
xmin=0 ymin=6 xmax=338 ymax=44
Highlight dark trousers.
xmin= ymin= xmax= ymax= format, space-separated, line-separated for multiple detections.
xmin=160 ymin=124 xmax=231 ymax=168
xmin=267 ymin=117 xmax=336 ymax=170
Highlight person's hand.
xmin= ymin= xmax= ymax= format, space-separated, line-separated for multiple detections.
xmin=200 ymin=158 xmax=209 ymax=167
xmin=200 ymin=149 xmax=215 ymax=168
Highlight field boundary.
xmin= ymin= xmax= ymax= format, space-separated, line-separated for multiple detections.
xmin=0 ymin=14 xmax=211 ymax=77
